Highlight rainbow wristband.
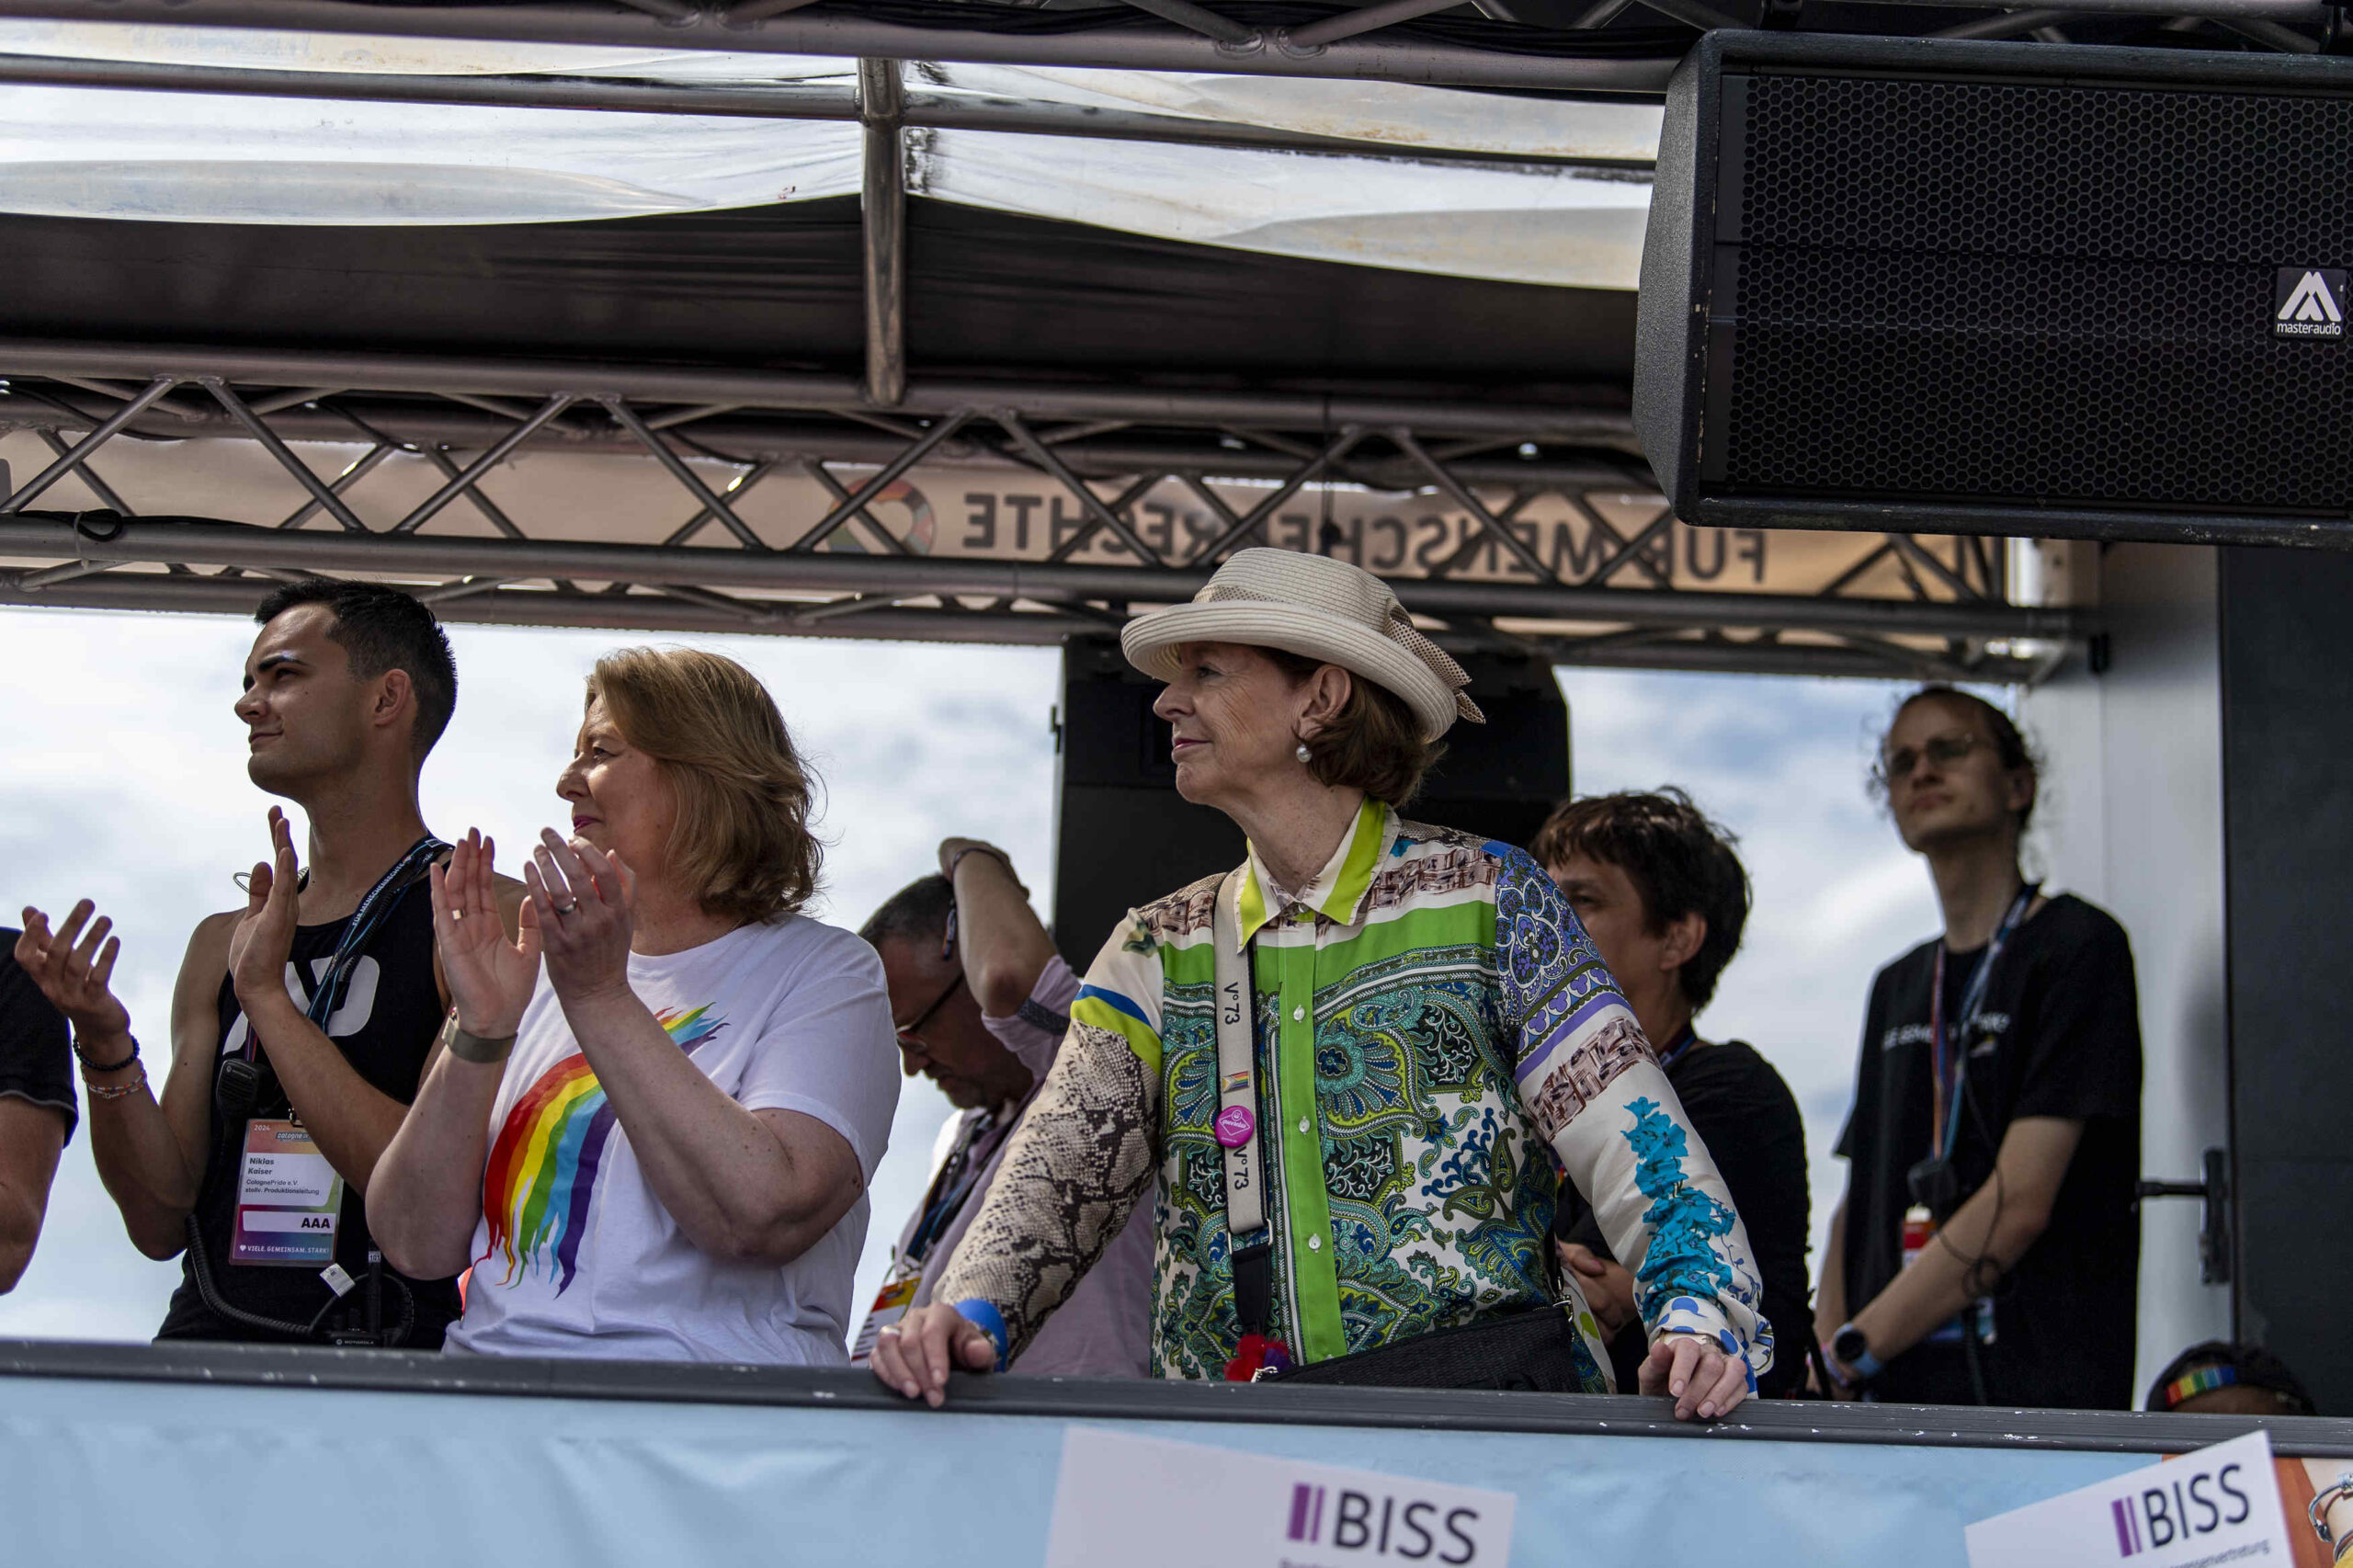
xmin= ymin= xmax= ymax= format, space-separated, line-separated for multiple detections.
xmin=950 ymin=1299 xmax=1010 ymax=1372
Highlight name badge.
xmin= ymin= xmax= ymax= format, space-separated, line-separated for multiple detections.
xmin=848 ymin=1266 xmax=922 ymax=1366
xmin=232 ymin=1119 xmax=344 ymax=1267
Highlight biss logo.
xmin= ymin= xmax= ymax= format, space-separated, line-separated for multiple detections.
xmin=2109 ymin=1460 xmax=2256 ymax=1557
xmin=1286 ymin=1483 xmax=1483 ymax=1564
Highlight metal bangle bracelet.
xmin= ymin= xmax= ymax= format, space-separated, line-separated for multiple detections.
xmin=437 ymin=1012 xmax=516 ymax=1065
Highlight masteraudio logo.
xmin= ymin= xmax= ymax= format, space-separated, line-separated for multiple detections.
xmin=2274 ymin=267 xmax=2347 ymax=339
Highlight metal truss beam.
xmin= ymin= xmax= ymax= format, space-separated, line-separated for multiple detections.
xmin=0 ymin=569 xmax=2047 ymax=683
xmin=0 ymin=400 xmax=1643 ymax=487
xmin=0 ymin=516 xmax=2078 ymax=643
xmin=0 ymin=346 xmax=2078 ymax=686
xmin=0 ymin=339 xmax=1630 ymax=443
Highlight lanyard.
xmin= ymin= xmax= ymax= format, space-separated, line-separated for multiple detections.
xmin=904 ymin=1109 xmax=1001 ymax=1267
xmin=1655 ymin=1024 xmax=1699 ymax=1073
xmin=244 ymin=835 xmax=449 ymax=1062
xmin=1211 ymin=866 xmax=1275 ymax=1340
xmin=1927 ymin=882 xmax=2038 ymax=1161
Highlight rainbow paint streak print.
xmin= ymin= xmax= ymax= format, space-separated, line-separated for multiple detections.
xmin=478 ymin=1004 xmax=727 ymax=1292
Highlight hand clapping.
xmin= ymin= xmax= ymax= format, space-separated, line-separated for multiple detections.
xmin=14 ymin=899 xmax=132 ymax=1044
xmin=526 ymin=827 xmax=637 ymax=1006
xmin=428 ymin=828 xmax=540 ymax=1039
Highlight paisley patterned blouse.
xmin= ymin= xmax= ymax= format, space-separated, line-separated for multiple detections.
xmin=932 ymin=799 xmax=1772 ymax=1384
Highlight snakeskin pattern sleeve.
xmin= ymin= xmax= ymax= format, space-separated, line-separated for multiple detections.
xmin=930 ymin=922 xmax=1167 ymax=1363
xmin=1491 ymin=844 xmax=1775 ymax=1384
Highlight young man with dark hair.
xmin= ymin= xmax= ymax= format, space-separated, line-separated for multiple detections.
xmin=850 ymin=838 xmax=1153 ymax=1378
xmin=0 ymin=937 xmax=74 ymax=1293
xmin=1816 ymin=685 xmax=2142 ymax=1408
xmin=1532 ymin=789 xmax=1814 ymax=1397
xmin=15 ymin=579 xmax=515 ymax=1346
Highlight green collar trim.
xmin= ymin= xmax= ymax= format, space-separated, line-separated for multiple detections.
xmin=1236 ymin=798 xmax=1392 ymax=946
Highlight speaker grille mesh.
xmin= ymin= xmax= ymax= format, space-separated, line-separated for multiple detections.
xmin=1720 ymin=74 xmax=2353 ymax=513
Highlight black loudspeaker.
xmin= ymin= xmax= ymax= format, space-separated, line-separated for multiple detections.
xmin=1635 ymin=34 xmax=2353 ymax=547
xmin=1050 ymin=637 xmax=1572 ymax=971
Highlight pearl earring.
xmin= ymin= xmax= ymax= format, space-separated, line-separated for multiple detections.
xmin=1295 ymin=742 xmax=1313 ymax=763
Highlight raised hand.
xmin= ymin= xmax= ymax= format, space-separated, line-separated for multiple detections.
xmin=526 ymin=827 xmax=636 ymax=1006
xmin=429 ymin=828 xmax=540 ymax=1038
xmin=227 ymin=806 xmax=302 ymax=1014
xmin=15 ymin=899 xmax=132 ymax=1043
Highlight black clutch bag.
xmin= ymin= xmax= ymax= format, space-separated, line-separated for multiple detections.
xmin=1262 ymin=1301 xmax=1606 ymax=1394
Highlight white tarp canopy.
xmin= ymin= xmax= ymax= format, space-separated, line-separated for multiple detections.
xmin=0 ymin=19 xmax=1660 ymax=288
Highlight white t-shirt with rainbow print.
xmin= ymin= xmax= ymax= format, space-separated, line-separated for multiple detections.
xmin=444 ymin=915 xmax=899 ymax=1364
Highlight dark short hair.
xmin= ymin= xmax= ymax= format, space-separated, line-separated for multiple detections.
xmin=2145 ymin=1340 xmax=2317 ymax=1415
xmin=1528 ymin=789 xmax=1750 ymax=1013
xmin=1261 ymin=648 xmax=1441 ymax=807
xmin=862 ymin=874 xmax=953 ymax=952
xmin=1873 ymin=685 xmax=2040 ymax=833
xmin=254 ymin=579 xmax=457 ymax=759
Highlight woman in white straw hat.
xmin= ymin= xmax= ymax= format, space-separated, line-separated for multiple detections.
xmin=869 ymin=549 xmax=1769 ymax=1419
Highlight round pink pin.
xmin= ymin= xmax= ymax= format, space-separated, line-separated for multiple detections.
xmin=1214 ymin=1106 xmax=1256 ymax=1148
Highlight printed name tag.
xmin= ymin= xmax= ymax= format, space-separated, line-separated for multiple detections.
xmin=1046 ymin=1427 xmax=1516 ymax=1568
xmin=232 ymin=1119 xmax=344 ymax=1267
xmin=1965 ymin=1430 xmax=2292 ymax=1568
xmin=849 ymin=1271 xmax=921 ymax=1367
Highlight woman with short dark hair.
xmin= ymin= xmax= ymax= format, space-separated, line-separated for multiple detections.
xmin=870 ymin=549 xmax=1768 ymax=1417
xmin=369 ymin=647 xmax=900 ymax=1363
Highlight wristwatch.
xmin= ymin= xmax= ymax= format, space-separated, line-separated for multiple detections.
xmin=1831 ymin=1323 xmax=1882 ymax=1385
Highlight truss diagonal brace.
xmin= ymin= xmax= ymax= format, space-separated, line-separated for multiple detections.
xmin=1187 ymin=426 xmax=1368 ymax=564
xmin=202 ymin=377 xmax=370 ymax=534
xmin=998 ymin=410 xmax=1166 ymax=568
xmin=792 ymin=410 xmax=973 ymax=551
xmin=393 ymin=393 xmax=574 ymax=535
xmin=602 ymin=396 xmax=768 ymax=551
xmin=280 ymin=443 xmax=392 ymax=531
xmin=798 ymin=458 xmax=915 ymax=557
xmin=1391 ymin=427 xmax=1558 ymax=585
xmin=1 ymin=374 xmax=178 ymax=515
xmin=1890 ymin=533 xmax=1986 ymax=602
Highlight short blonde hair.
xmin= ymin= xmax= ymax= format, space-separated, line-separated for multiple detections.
xmin=585 ymin=647 xmax=821 ymax=924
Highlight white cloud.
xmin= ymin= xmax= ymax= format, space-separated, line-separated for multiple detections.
xmin=1 ymin=607 xmax=1945 ymax=1353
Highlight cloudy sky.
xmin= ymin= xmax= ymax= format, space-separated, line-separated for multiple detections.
xmin=0 ymin=605 xmax=1947 ymax=1346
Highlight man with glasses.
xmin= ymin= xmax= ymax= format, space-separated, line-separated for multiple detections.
xmin=1816 ymin=686 xmax=2143 ymax=1409
xmin=851 ymin=840 xmax=1153 ymax=1377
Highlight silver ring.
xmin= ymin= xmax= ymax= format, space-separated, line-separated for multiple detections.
xmin=877 ymin=1325 xmax=903 ymax=1337
xmin=551 ymin=899 xmax=578 ymax=915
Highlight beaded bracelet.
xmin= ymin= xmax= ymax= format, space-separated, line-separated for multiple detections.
xmin=86 ymin=1064 xmax=148 ymax=1101
xmin=74 ymin=1036 xmax=140 ymax=1076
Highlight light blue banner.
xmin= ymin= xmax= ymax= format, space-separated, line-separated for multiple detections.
xmin=0 ymin=1369 xmax=2154 ymax=1566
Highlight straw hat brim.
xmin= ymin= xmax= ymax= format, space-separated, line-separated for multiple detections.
xmin=1120 ymin=600 xmax=1459 ymax=741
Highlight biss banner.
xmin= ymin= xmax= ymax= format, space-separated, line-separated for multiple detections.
xmin=1968 ymin=1431 xmax=2351 ymax=1568
xmin=3 ymin=1368 xmax=2347 ymax=1567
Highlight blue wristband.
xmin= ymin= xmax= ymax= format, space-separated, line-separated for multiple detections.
xmin=950 ymin=1299 xmax=1010 ymax=1372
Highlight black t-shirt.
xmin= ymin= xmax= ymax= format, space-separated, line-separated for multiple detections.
xmin=1556 ymin=1038 xmax=1814 ymax=1397
xmin=1835 ymin=893 xmax=2142 ymax=1410
xmin=0 ymin=933 xmax=75 ymax=1144
xmin=156 ymin=886 xmax=463 ymax=1347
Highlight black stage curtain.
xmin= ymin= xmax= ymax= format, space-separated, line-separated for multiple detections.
xmin=0 ymin=197 xmax=1634 ymax=395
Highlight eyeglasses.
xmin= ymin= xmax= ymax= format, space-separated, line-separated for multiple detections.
xmin=895 ymin=970 xmax=965 ymax=1052
xmin=1875 ymin=731 xmax=1984 ymax=787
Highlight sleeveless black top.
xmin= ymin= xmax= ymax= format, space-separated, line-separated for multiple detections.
xmin=157 ymin=883 xmax=464 ymax=1346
